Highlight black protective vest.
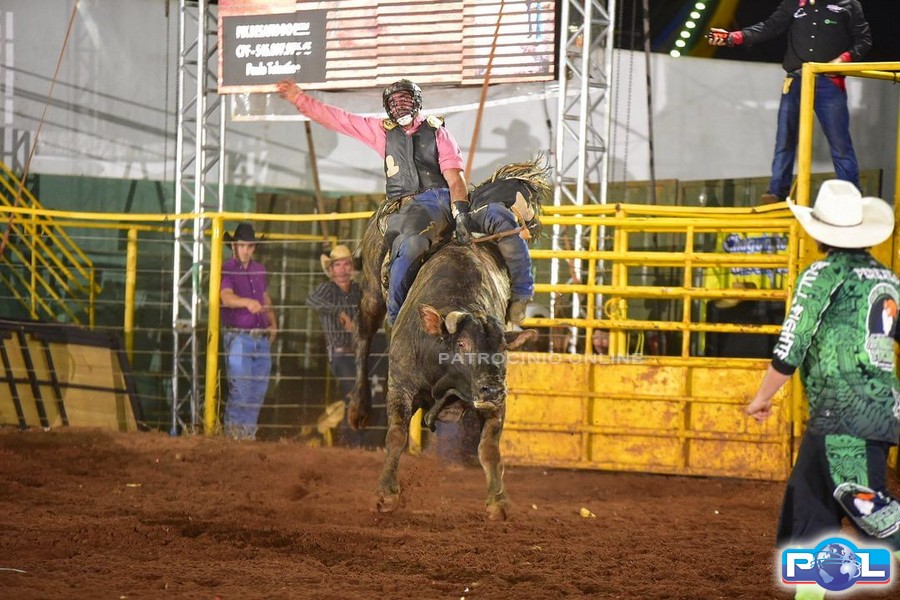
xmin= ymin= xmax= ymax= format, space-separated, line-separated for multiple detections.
xmin=383 ymin=118 xmax=448 ymax=200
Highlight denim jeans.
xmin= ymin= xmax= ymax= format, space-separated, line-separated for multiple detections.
xmin=385 ymin=190 xmax=535 ymax=324
xmin=468 ymin=202 xmax=534 ymax=300
xmin=769 ymin=74 xmax=859 ymax=200
xmin=385 ymin=188 xmax=453 ymax=325
xmin=223 ymin=331 xmax=271 ymax=439
xmin=329 ymin=348 xmax=364 ymax=447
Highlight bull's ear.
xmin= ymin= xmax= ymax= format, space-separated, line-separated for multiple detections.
xmin=419 ymin=304 xmax=444 ymax=336
xmin=505 ymin=329 xmax=538 ymax=350
xmin=444 ymin=311 xmax=468 ymax=334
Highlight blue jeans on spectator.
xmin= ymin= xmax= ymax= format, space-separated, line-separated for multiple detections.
xmin=223 ymin=331 xmax=271 ymax=440
xmin=769 ymin=74 xmax=859 ymax=200
xmin=329 ymin=348 xmax=364 ymax=447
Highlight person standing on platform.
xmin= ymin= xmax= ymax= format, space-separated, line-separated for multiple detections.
xmin=708 ymin=0 xmax=872 ymax=204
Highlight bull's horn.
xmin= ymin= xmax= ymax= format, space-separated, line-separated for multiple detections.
xmin=444 ymin=311 xmax=468 ymax=334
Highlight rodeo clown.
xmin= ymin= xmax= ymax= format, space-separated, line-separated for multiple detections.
xmin=745 ymin=180 xmax=900 ymax=599
xmin=275 ymin=77 xmax=534 ymax=327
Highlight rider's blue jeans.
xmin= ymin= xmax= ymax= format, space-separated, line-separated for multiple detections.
xmin=469 ymin=202 xmax=534 ymax=301
xmin=769 ymin=74 xmax=859 ymax=200
xmin=386 ymin=189 xmax=452 ymax=325
xmin=386 ymin=190 xmax=535 ymax=325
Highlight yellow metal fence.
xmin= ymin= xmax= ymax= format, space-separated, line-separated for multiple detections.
xmin=501 ymin=202 xmax=799 ymax=480
xmin=0 ymin=162 xmax=99 ymax=325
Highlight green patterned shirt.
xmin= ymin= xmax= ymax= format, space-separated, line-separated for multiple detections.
xmin=772 ymin=250 xmax=900 ymax=442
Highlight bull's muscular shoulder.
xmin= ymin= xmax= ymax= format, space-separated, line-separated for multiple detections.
xmin=398 ymin=245 xmax=509 ymax=332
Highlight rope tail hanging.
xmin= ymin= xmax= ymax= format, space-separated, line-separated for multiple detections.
xmin=464 ymin=0 xmax=505 ymax=182
xmin=0 ymin=0 xmax=81 ymax=255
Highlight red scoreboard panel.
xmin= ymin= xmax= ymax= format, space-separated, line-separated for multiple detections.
xmin=218 ymin=0 xmax=557 ymax=94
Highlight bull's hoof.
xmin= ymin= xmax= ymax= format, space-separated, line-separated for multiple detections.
xmin=376 ymin=493 xmax=400 ymax=514
xmin=486 ymin=500 xmax=509 ymax=521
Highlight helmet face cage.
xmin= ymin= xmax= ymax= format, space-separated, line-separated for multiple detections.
xmin=382 ymin=79 xmax=423 ymax=121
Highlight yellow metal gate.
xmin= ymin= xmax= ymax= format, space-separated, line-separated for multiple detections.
xmin=504 ymin=357 xmax=790 ymax=480
xmin=501 ymin=203 xmax=800 ymax=480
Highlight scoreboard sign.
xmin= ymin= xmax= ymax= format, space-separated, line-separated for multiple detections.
xmin=217 ymin=0 xmax=557 ymax=94
xmin=220 ymin=10 xmax=327 ymax=88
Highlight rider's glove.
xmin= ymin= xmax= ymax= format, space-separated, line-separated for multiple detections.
xmin=452 ymin=200 xmax=472 ymax=245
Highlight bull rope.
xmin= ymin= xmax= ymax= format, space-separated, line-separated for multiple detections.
xmin=0 ymin=0 xmax=80 ymax=256
xmin=472 ymin=227 xmax=523 ymax=244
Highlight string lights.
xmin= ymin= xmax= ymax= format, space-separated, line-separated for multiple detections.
xmin=670 ymin=1 xmax=711 ymax=57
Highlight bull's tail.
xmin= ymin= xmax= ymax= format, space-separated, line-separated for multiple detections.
xmin=470 ymin=155 xmax=552 ymax=243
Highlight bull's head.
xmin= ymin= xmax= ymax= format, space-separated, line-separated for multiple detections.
xmin=419 ymin=304 xmax=536 ymax=430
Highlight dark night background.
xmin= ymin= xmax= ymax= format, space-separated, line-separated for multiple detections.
xmin=615 ymin=0 xmax=900 ymax=62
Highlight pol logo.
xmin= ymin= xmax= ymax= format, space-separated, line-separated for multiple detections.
xmin=781 ymin=537 xmax=892 ymax=592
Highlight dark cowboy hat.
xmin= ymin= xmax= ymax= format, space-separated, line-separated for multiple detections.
xmin=224 ymin=223 xmax=258 ymax=243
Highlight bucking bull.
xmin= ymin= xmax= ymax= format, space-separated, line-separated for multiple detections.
xmin=348 ymin=159 xmax=551 ymax=520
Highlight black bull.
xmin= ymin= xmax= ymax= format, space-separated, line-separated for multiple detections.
xmin=347 ymin=184 xmax=544 ymax=519
xmin=349 ymin=166 xmax=549 ymax=435
xmin=347 ymin=160 xmax=552 ymax=519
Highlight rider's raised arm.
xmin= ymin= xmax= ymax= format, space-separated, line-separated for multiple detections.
xmin=276 ymin=79 xmax=386 ymax=157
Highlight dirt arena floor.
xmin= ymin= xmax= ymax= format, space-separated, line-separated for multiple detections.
xmin=1 ymin=428 xmax=897 ymax=600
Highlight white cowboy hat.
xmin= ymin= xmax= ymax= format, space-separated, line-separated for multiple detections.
xmin=787 ymin=179 xmax=894 ymax=249
xmin=320 ymin=244 xmax=353 ymax=274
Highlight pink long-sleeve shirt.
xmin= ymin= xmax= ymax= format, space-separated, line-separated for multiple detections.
xmin=292 ymin=93 xmax=465 ymax=174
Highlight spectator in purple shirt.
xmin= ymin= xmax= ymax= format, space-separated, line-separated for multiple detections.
xmin=220 ymin=223 xmax=277 ymax=440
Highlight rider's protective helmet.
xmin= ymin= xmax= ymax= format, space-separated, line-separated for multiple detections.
xmin=382 ymin=79 xmax=423 ymax=126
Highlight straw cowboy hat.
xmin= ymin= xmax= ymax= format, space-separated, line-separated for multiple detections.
xmin=320 ymin=244 xmax=353 ymax=274
xmin=787 ymin=180 xmax=894 ymax=249
xmin=224 ymin=222 xmax=258 ymax=243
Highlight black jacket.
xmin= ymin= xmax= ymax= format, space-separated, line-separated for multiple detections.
xmin=740 ymin=0 xmax=871 ymax=73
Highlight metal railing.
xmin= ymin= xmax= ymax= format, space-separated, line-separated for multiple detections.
xmin=0 ymin=161 xmax=99 ymax=325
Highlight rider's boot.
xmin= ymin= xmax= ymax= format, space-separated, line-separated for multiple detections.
xmin=496 ymin=233 xmax=534 ymax=327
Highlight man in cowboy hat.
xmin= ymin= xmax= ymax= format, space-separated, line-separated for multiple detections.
xmin=220 ymin=223 xmax=277 ymax=441
xmin=308 ymin=244 xmax=366 ymax=447
xmin=745 ymin=180 xmax=900 ymax=598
